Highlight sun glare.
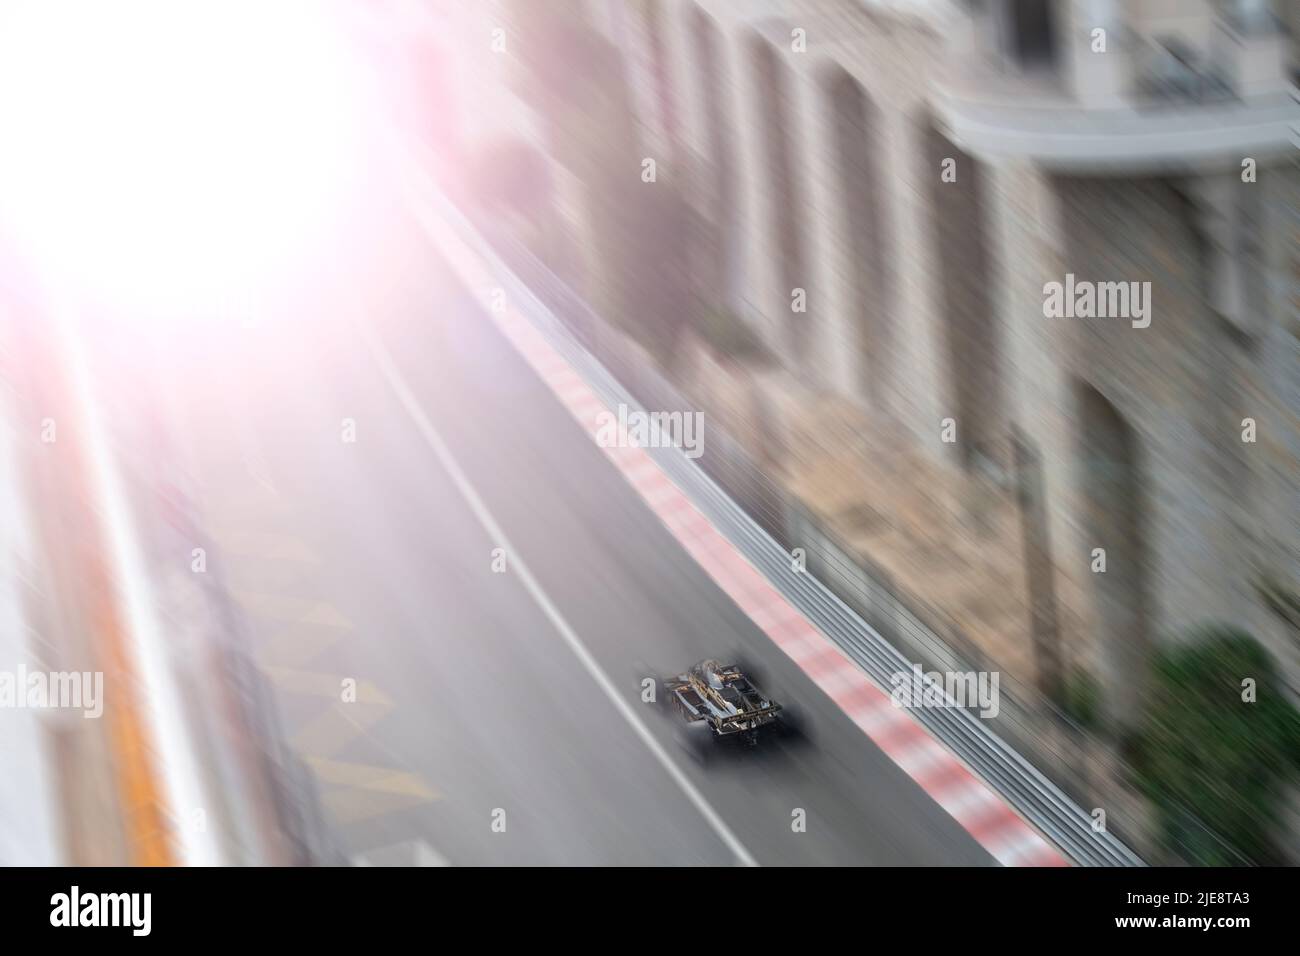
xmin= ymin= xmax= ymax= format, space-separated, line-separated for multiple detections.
xmin=0 ymin=0 xmax=370 ymax=316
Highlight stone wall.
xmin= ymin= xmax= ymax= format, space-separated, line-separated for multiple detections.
xmin=627 ymin=0 xmax=1300 ymax=712
xmin=434 ymin=0 xmax=1299 ymax=716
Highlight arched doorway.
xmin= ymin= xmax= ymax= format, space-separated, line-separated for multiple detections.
xmin=826 ymin=67 xmax=891 ymax=404
xmin=643 ymin=0 xmax=678 ymax=153
xmin=749 ymin=34 xmax=807 ymax=361
xmin=1075 ymin=383 xmax=1153 ymax=725
xmin=922 ymin=114 xmax=1003 ymax=469
xmin=689 ymin=5 xmax=737 ymax=302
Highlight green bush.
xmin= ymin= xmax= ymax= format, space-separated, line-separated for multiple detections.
xmin=693 ymin=306 xmax=769 ymax=365
xmin=1060 ymin=667 xmax=1102 ymax=732
xmin=1133 ymin=626 xmax=1300 ymax=864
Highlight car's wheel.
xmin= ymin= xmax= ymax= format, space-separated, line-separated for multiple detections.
xmin=655 ymin=679 xmax=678 ymax=715
xmin=775 ymin=701 xmax=810 ymax=748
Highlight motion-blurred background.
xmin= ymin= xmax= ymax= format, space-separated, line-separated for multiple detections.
xmin=0 ymin=0 xmax=1297 ymax=867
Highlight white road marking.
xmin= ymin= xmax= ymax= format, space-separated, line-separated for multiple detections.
xmin=353 ymin=842 xmax=449 ymax=868
xmin=353 ymin=838 xmax=450 ymax=868
xmin=360 ymin=324 xmax=759 ymax=868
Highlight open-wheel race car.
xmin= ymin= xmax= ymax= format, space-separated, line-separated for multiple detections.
xmin=660 ymin=659 xmax=795 ymax=761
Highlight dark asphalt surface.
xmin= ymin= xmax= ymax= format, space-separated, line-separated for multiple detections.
xmin=140 ymin=180 xmax=995 ymax=866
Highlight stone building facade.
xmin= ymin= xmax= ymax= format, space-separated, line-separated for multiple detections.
xmin=579 ymin=0 xmax=1300 ymax=728
xmin=427 ymin=0 xmax=1298 ymax=740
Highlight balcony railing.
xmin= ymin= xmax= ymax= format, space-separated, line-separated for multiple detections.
xmin=934 ymin=7 xmax=1298 ymax=172
xmin=1134 ymin=36 xmax=1234 ymax=105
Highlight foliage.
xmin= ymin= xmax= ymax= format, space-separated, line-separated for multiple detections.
xmin=499 ymin=3 xmax=756 ymax=372
xmin=1132 ymin=626 xmax=1300 ymax=864
xmin=693 ymin=305 xmax=769 ymax=364
xmin=1060 ymin=667 xmax=1102 ymax=732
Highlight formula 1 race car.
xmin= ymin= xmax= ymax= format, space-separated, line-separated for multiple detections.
xmin=660 ymin=659 xmax=791 ymax=760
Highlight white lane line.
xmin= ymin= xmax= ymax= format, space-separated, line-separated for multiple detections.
xmin=360 ymin=324 xmax=759 ymax=868
xmin=353 ymin=838 xmax=451 ymax=868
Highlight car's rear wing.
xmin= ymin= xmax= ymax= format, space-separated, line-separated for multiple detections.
xmin=713 ymin=703 xmax=782 ymax=730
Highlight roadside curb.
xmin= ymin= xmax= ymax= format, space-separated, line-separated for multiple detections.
xmin=417 ymin=204 xmax=1068 ymax=867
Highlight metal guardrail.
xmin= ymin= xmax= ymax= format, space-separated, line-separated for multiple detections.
xmin=433 ymin=194 xmax=1145 ymax=867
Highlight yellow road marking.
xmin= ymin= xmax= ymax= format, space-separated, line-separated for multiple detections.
xmin=219 ymin=531 xmax=434 ymax=831
xmin=306 ymin=756 xmax=439 ymax=798
xmin=262 ymin=667 xmax=390 ymax=704
xmin=321 ymin=787 xmax=438 ymax=825
xmin=232 ymin=590 xmax=350 ymax=626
